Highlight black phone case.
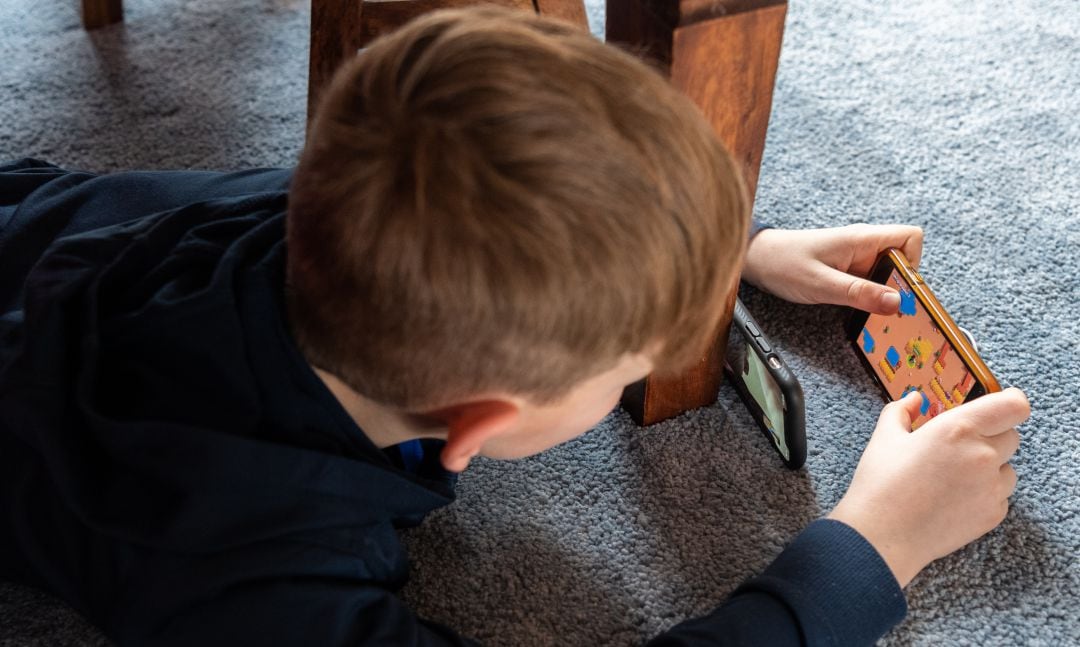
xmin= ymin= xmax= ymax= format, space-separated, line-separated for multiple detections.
xmin=723 ymin=298 xmax=807 ymax=469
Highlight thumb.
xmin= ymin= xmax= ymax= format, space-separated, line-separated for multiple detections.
xmin=875 ymin=391 xmax=923 ymax=437
xmin=823 ymin=268 xmax=899 ymax=314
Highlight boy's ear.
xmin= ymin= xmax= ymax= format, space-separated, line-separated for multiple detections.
xmin=425 ymin=400 xmax=520 ymax=473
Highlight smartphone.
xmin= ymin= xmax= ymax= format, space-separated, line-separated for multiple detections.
xmin=845 ymin=248 xmax=1001 ymax=429
xmin=724 ymin=298 xmax=806 ymax=469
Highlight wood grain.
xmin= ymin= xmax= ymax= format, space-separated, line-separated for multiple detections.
xmin=605 ymin=0 xmax=674 ymax=68
xmin=669 ymin=3 xmax=786 ymax=200
xmin=639 ymin=0 xmax=786 ymax=27
xmin=81 ymin=0 xmax=123 ymax=29
xmin=308 ymin=0 xmax=587 ymax=126
xmin=533 ymin=0 xmax=588 ymax=27
xmin=308 ymin=0 xmax=364 ymax=128
xmin=621 ymin=287 xmax=739 ymax=425
xmin=610 ymin=0 xmax=787 ymax=425
xmin=357 ymin=0 xmax=532 ymax=48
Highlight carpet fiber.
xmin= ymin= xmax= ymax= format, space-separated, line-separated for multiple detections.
xmin=1 ymin=0 xmax=1077 ymax=645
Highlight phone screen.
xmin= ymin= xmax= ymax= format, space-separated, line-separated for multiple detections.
xmin=856 ymin=268 xmax=979 ymax=429
xmin=727 ymin=332 xmax=789 ymax=460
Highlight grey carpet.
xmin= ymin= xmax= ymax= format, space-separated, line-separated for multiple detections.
xmin=1 ymin=0 xmax=1077 ymax=645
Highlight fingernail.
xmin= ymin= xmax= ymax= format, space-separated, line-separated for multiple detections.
xmin=882 ymin=291 xmax=900 ymax=310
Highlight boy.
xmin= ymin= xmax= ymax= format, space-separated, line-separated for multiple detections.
xmin=0 ymin=8 xmax=1028 ymax=646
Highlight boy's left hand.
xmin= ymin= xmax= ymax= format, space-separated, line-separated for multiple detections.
xmin=741 ymin=224 xmax=924 ymax=315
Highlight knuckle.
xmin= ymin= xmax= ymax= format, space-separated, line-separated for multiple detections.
xmin=845 ymin=223 xmax=875 ymax=242
xmin=973 ymin=445 xmax=998 ymax=468
xmin=990 ymin=500 xmax=1010 ymax=528
xmin=1002 ymin=465 xmax=1019 ymax=495
xmin=1006 ymin=428 xmax=1021 ymax=455
xmin=883 ymin=396 xmax=912 ymax=419
xmin=945 ymin=417 xmax=976 ymax=441
xmin=996 ymin=388 xmax=1031 ymax=420
xmin=846 ymin=280 xmax=869 ymax=306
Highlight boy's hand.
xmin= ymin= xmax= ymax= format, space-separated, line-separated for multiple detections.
xmin=828 ymin=388 xmax=1029 ymax=588
xmin=742 ymin=224 xmax=924 ymax=314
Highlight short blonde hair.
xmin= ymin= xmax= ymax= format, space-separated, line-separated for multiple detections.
xmin=287 ymin=7 xmax=748 ymax=410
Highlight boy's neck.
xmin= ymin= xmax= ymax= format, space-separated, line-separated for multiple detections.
xmin=312 ymin=366 xmax=447 ymax=449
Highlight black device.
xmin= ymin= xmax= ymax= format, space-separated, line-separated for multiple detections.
xmin=723 ymin=298 xmax=806 ymax=469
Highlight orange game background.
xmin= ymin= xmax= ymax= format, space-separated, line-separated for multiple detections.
xmin=857 ymin=269 xmax=976 ymax=428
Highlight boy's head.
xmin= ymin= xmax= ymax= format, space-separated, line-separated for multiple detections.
xmin=287 ymin=8 xmax=748 ymax=462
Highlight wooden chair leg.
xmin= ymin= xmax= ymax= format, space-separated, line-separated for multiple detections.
xmin=81 ymin=0 xmax=123 ymax=29
xmin=620 ymin=289 xmax=740 ymax=426
xmin=610 ymin=0 xmax=787 ymax=425
xmin=306 ymin=0 xmax=587 ymax=128
xmin=308 ymin=0 xmax=364 ymax=129
xmin=534 ymin=0 xmax=588 ymax=26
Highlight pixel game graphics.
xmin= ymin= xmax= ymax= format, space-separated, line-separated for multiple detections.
xmin=857 ymin=270 xmax=976 ymax=429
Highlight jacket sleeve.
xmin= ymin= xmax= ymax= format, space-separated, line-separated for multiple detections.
xmin=648 ymin=519 xmax=907 ymax=646
xmin=142 ymin=521 xmax=903 ymax=647
xmin=143 ymin=579 xmax=479 ymax=647
xmin=1 ymin=158 xmax=291 ymax=236
xmin=0 ymin=158 xmax=293 ymax=314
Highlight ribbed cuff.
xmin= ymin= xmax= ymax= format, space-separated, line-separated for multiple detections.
xmin=749 ymin=218 xmax=771 ymax=240
xmin=734 ymin=519 xmax=907 ymax=646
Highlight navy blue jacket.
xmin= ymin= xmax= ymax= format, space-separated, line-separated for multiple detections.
xmin=0 ymin=159 xmax=905 ymax=645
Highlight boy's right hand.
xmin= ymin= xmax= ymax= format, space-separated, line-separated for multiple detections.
xmin=828 ymin=387 xmax=1030 ymax=588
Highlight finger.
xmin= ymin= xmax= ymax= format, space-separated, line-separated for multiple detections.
xmin=999 ymin=463 xmax=1018 ymax=499
xmin=994 ymin=498 xmax=1011 ymax=528
xmin=825 ymin=269 xmax=901 ymax=314
xmin=921 ymin=387 xmax=1031 ymax=437
xmin=893 ymin=225 xmax=923 ymax=269
xmin=975 ymin=388 xmax=1031 ymax=436
xmin=877 ymin=391 xmax=923 ymax=435
xmin=987 ymin=427 xmax=1021 ymax=463
xmin=865 ymin=224 xmax=924 ymax=269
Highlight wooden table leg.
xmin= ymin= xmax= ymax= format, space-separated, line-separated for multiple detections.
xmin=81 ymin=0 xmax=123 ymax=29
xmin=609 ymin=0 xmax=787 ymax=425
